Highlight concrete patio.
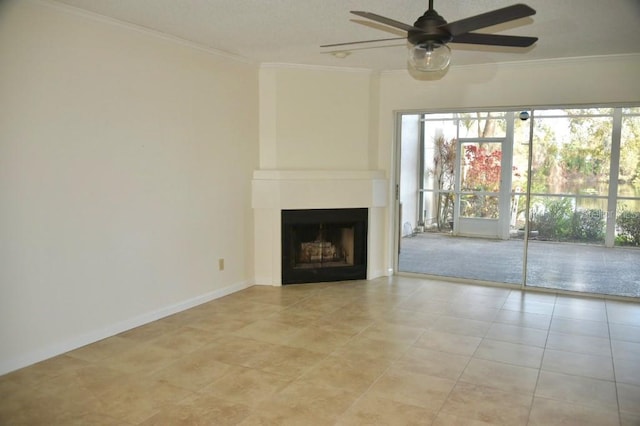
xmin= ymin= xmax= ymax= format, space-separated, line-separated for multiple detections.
xmin=398 ymin=232 xmax=640 ymax=299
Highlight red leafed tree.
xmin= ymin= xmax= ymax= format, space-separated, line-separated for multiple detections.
xmin=463 ymin=144 xmax=502 ymax=192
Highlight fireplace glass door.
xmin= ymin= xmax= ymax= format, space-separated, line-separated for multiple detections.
xmin=282 ymin=208 xmax=367 ymax=284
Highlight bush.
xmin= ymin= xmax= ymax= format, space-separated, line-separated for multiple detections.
xmin=617 ymin=210 xmax=640 ymax=246
xmin=571 ymin=209 xmax=605 ymax=242
xmin=530 ymin=198 xmax=574 ymax=240
xmin=616 ymin=234 xmax=635 ymax=246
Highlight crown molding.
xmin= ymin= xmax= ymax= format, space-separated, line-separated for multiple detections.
xmin=36 ymin=0 xmax=256 ymax=65
xmin=31 ymin=1 xmax=640 ymax=76
xmin=380 ymin=53 xmax=640 ymax=77
xmin=260 ymin=62 xmax=376 ymax=74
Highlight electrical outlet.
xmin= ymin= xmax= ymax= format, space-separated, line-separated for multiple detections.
xmin=218 ymin=258 xmax=224 ymax=271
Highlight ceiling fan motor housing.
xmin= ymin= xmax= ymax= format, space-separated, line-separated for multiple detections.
xmin=408 ymin=9 xmax=453 ymax=46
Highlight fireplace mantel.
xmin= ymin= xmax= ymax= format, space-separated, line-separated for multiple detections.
xmin=252 ymin=170 xmax=387 ymax=210
xmin=252 ymin=170 xmax=388 ymax=286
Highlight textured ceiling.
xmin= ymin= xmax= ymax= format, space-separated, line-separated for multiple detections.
xmin=51 ymin=0 xmax=640 ymax=71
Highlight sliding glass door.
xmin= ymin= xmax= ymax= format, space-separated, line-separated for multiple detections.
xmin=397 ymin=106 xmax=640 ymax=298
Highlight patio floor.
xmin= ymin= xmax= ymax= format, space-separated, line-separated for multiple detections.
xmin=398 ymin=232 xmax=640 ymax=299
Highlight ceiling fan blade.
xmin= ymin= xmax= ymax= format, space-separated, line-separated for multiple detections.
xmin=350 ymin=11 xmax=421 ymax=32
xmin=320 ymin=37 xmax=406 ymax=48
xmin=441 ymin=4 xmax=536 ymax=36
xmin=452 ymin=32 xmax=537 ymax=47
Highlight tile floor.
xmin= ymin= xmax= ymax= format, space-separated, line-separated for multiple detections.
xmin=1 ymin=276 xmax=640 ymax=425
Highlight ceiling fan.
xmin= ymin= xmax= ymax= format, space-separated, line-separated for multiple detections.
xmin=321 ymin=1 xmax=538 ymax=72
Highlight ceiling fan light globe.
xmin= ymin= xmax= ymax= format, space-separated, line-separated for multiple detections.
xmin=408 ymin=42 xmax=451 ymax=72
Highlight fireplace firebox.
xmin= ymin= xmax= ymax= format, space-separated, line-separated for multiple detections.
xmin=281 ymin=208 xmax=368 ymax=284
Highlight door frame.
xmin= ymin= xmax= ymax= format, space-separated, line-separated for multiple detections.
xmin=452 ymin=113 xmax=514 ymax=239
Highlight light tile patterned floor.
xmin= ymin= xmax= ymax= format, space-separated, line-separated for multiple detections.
xmin=1 ymin=276 xmax=640 ymax=425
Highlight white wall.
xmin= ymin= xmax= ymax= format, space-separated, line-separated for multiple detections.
xmin=376 ymin=54 xmax=640 ymax=274
xmin=259 ymin=66 xmax=375 ymax=170
xmin=0 ymin=0 xmax=259 ymax=374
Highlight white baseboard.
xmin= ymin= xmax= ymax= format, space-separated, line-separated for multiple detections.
xmin=368 ymin=269 xmax=389 ymax=280
xmin=0 ymin=280 xmax=250 ymax=376
xmin=252 ymin=276 xmax=279 ymax=286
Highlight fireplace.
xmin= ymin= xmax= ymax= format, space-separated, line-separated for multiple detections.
xmin=252 ymin=169 xmax=386 ymax=286
xmin=281 ymin=208 xmax=368 ymax=284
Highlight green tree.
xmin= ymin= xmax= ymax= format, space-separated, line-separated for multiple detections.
xmin=530 ymin=119 xmax=561 ymax=193
xmin=562 ymin=111 xmax=611 ymax=188
xmin=620 ymin=115 xmax=640 ymax=187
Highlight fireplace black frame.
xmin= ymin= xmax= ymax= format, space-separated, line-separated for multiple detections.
xmin=281 ymin=208 xmax=368 ymax=285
